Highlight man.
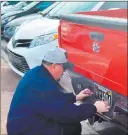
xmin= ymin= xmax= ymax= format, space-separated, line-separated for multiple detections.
xmin=7 ymin=48 xmax=110 ymax=135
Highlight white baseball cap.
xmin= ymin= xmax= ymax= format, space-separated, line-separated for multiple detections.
xmin=43 ymin=48 xmax=74 ymax=70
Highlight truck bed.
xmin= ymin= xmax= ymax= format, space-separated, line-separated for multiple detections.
xmin=60 ymin=9 xmax=127 ymax=31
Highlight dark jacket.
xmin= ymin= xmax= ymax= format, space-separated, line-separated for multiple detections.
xmin=7 ymin=65 xmax=97 ymax=135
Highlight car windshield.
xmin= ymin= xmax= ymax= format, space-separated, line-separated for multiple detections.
xmin=22 ymin=2 xmax=39 ymax=11
xmin=48 ymin=1 xmax=98 ymax=18
xmin=40 ymin=2 xmax=60 ymax=15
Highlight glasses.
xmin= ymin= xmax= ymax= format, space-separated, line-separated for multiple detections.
xmin=58 ymin=64 xmax=66 ymax=71
xmin=58 ymin=64 xmax=64 ymax=68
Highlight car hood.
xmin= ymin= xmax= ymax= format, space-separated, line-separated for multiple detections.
xmin=7 ymin=13 xmax=42 ymax=26
xmin=14 ymin=18 xmax=60 ymax=40
xmin=1 ymin=6 xmax=20 ymax=14
xmin=2 ymin=10 xmax=22 ymax=20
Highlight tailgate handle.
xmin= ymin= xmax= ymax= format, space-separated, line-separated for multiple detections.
xmin=90 ymin=32 xmax=104 ymax=42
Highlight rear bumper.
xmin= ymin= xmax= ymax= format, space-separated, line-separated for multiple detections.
xmin=66 ymin=69 xmax=128 ymax=132
xmin=95 ymin=112 xmax=128 ymax=133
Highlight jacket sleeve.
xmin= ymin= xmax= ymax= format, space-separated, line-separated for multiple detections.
xmin=29 ymin=79 xmax=97 ymax=124
xmin=33 ymin=97 xmax=97 ymax=124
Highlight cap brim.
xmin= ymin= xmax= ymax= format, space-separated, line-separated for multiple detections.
xmin=63 ymin=62 xmax=74 ymax=70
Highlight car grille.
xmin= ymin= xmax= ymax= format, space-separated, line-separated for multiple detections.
xmin=7 ymin=49 xmax=30 ymax=73
xmin=12 ymin=39 xmax=32 ymax=48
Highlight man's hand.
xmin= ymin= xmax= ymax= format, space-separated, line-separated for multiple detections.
xmin=94 ymin=101 xmax=110 ymax=113
xmin=76 ymin=89 xmax=94 ymax=101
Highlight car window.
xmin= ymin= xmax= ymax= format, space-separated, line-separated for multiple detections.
xmin=48 ymin=2 xmax=98 ymax=17
xmin=41 ymin=2 xmax=60 ymax=15
xmin=36 ymin=1 xmax=53 ymax=11
xmin=8 ymin=1 xmax=19 ymax=5
xmin=99 ymin=1 xmax=127 ymax=10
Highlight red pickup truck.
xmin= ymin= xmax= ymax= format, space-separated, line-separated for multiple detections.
xmin=58 ymin=9 xmax=127 ymax=132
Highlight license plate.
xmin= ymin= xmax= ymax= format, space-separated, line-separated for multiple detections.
xmin=94 ymin=83 xmax=112 ymax=106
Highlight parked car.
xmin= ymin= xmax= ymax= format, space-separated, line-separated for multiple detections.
xmin=1 ymin=1 xmax=30 ymax=15
xmin=58 ymin=9 xmax=127 ymax=132
xmin=7 ymin=1 xmax=126 ymax=76
xmin=1 ymin=1 xmax=9 ymax=7
xmin=3 ymin=2 xmax=60 ymax=40
xmin=1 ymin=1 xmax=53 ymax=34
xmin=1 ymin=1 xmax=19 ymax=8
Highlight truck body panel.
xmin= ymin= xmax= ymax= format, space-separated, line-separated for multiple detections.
xmin=59 ymin=9 xmax=127 ymax=96
xmin=58 ymin=9 xmax=127 ymax=131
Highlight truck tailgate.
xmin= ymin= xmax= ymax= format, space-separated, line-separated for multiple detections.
xmin=59 ymin=9 xmax=127 ymax=96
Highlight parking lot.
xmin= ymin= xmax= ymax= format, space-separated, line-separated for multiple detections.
xmin=1 ymin=1 xmax=127 ymax=135
xmin=1 ymin=40 xmax=127 ymax=135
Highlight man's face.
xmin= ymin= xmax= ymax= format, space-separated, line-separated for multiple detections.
xmin=51 ymin=64 xmax=64 ymax=80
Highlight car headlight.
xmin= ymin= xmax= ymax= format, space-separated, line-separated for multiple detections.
xmin=4 ymin=24 xmax=19 ymax=32
xmin=9 ymin=25 xmax=20 ymax=32
xmin=15 ymin=26 xmax=20 ymax=32
xmin=29 ymin=33 xmax=58 ymax=48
